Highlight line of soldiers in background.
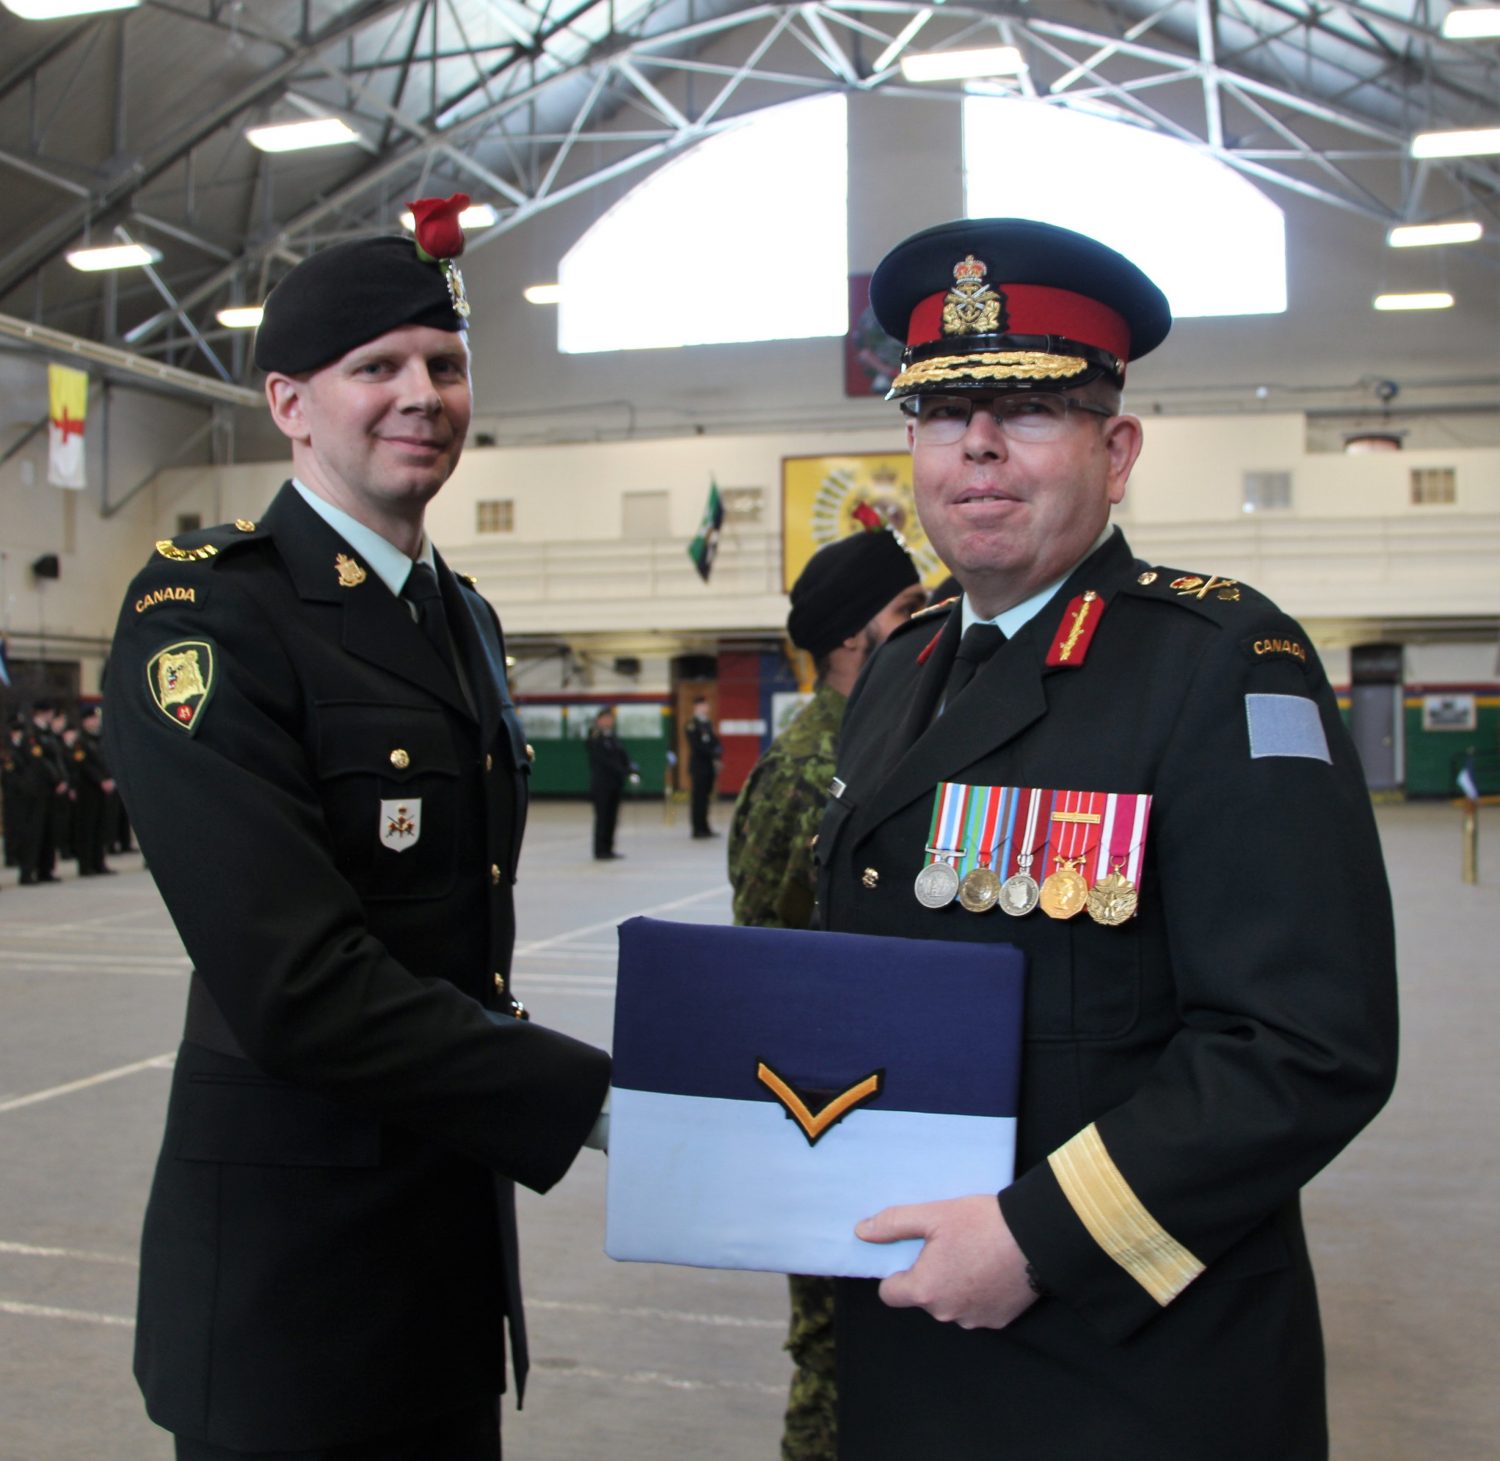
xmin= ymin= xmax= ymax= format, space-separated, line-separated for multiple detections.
xmin=1 ymin=699 xmax=131 ymax=888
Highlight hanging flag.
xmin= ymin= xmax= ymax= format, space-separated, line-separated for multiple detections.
xmin=47 ymin=364 xmax=89 ymax=490
xmin=1457 ymin=753 xmax=1479 ymax=803
xmin=688 ymin=478 xmax=724 ymax=583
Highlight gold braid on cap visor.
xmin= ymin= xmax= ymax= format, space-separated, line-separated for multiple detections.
xmin=890 ymin=349 xmax=1091 ymax=395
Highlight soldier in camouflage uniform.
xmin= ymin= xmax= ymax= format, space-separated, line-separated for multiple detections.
xmin=728 ymin=526 xmax=926 ymax=1461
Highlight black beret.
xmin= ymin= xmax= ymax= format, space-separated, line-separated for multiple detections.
xmin=870 ymin=218 xmax=1171 ymax=400
xmin=254 ymin=235 xmax=468 ymax=374
xmin=787 ymin=531 xmax=921 ymax=659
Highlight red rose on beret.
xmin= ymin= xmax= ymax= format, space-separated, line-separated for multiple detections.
xmin=409 ymin=193 xmax=470 ymax=261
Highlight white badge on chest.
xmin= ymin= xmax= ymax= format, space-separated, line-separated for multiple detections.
xmin=380 ymin=798 xmax=423 ymax=852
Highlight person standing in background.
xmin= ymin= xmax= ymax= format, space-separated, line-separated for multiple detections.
xmin=72 ymin=704 xmax=116 ymax=876
xmin=587 ymin=707 xmax=638 ymax=859
xmin=4 ymin=714 xmax=51 ymax=883
xmin=685 ymin=695 xmax=721 ymax=838
xmin=27 ymin=701 xmax=67 ymax=883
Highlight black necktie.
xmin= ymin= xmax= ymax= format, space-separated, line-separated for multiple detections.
xmin=402 ymin=562 xmax=459 ymax=679
xmin=941 ymin=623 xmax=1006 ymax=713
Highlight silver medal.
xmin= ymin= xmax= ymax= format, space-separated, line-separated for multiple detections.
xmin=914 ymin=861 xmax=960 ymax=908
xmin=999 ymin=872 xmax=1040 ymax=917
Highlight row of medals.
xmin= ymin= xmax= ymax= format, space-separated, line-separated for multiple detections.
xmin=914 ymin=849 xmax=1139 ymax=926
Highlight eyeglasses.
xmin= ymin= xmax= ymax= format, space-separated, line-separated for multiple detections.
xmin=904 ymin=393 xmax=1114 ymax=445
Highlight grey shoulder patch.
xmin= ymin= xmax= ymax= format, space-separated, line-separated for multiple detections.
xmin=1245 ymin=693 xmax=1331 ymax=762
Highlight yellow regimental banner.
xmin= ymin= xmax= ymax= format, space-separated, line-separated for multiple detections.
xmin=780 ymin=451 xmax=946 ymax=593
xmin=47 ymin=363 xmax=89 ymax=489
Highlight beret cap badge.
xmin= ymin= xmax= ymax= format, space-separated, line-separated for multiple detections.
xmin=408 ymin=192 xmax=471 ymax=320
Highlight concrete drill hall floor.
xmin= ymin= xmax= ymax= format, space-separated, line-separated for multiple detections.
xmin=0 ymin=798 xmax=1494 ymax=1460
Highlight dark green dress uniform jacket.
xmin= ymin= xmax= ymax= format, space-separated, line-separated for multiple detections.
xmin=104 ymin=482 xmax=611 ymax=1453
xmin=814 ymin=530 xmax=1398 ymax=1461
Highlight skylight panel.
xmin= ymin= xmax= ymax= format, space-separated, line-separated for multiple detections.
xmin=964 ymin=97 xmax=1287 ymax=318
xmin=559 ymin=94 xmax=849 ymax=353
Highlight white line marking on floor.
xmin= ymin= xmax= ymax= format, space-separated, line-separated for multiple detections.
xmin=531 ymin=1363 xmax=784 ymax=1396
xmin=515 ymin=884 xmax=727 ymax=956
xmin=0 ymin=1299 xmax=134 ymax=1328
xmin=0 ymin=1054 xmax=174 ymax=1115
xmin=0 ymin=1240 xmax=136 ymax=1266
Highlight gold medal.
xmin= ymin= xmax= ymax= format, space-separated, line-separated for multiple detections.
xmin=1039 ymin=858 xmax=1089 ymax=920
xmin=958 ymin=865 xmax=1002 ymax=913
xmin=1086 ymin=869 xmax=1139 ymax=925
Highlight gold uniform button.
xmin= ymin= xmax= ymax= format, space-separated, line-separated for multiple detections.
xmin=390 ymin=748 xmax=410 ymax=770
xmin=490 ymin=864 xmax=502 ymax=885
xmin=484 ymin=753 xmax=493 ymax=772
xmin=861 ymin=867 xmax=879 ymax=890
xmin=493 ymin=972 xmax=506 ymax=994
xmin=1137 ymin=571 xmax=1158 ymax=585
xmin=524 ymin=743 xmax=536 ymax=764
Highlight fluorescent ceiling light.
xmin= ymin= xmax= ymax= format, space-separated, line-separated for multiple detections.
xmin=398 ymin=203 xmax=498 ymax=232
xmin=1387 ymin=220 xmax=1483 ymax=247
xmin=1373 ymin=291 xmax=1455 ymax=311
xmin=1410 ymin=127 xmax=1500 ymax=158
xmin=1441 ymin=7 xmax=1500 ymax=39
xmin=245 ymin=117 xmax=362 ymax=153
xmin=2 ymin=0 xmax=139 ymax=17
xmin=900 ymin=46 xmax=1026 ymax=83
xmin=216 ymin=306 xmax=264 ymax=329
xmin=66 ymin=242 xmax=161 ymax=272
xmin=523 ymin=283 xmax=562 ymax=305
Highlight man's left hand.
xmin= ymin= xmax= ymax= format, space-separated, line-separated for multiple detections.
xmin=855 ymin=1194 xmax=1039 ymax=1330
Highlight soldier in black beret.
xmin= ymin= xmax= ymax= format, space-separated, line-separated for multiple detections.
xmin=811 ymin=220 xmax=1398 ymax=1460
xmin=729 ymin=524 xmax=924 ymax=1461
xmin=105 ymin=200 xmax=610 ymax=1461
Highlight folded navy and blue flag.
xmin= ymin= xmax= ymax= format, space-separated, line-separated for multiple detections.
xmin=605 ymin=917 xmax=1025 ymax=1277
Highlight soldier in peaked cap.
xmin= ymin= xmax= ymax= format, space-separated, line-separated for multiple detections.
xmin=105 ymin=199 xmax=609 ymax=1461
xmin=729 ymin=524 xmax=925 ymax=1461
xmin=810 ymin=220 xmax=1398 ymax=1460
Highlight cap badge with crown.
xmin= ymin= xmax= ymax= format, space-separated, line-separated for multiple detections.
xmin=942 ymin=254 xmax=1005 ymax=336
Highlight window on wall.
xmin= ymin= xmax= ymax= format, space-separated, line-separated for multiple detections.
xmin=476 ymin=499 xmax=514 ymax=534
xmin=964 ymin=98 xmax=1287 ymax=319
xmin=1242 ymin=471 xmax=1292 ymax=512
xmin=558 ymin=94 xmax=849 ymax=353
xmin=1410 ymin=467 xmax=1456 ymax=505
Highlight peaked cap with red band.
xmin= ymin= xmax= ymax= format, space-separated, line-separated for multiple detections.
xmin=870 ymin=217 xmax=1171 ymax=401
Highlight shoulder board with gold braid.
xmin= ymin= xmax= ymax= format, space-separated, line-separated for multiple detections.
xmin=152 ymin=517 xmax=266 ymax=564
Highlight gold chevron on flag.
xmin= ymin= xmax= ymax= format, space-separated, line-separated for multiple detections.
xmin=48 ymin=363 xmax=89 ymax=490
xmin=757 ymin=1061 xmax=884 ymax=1146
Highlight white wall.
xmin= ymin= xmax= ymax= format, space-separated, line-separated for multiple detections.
xmin=124 ymin=414 xmax=1499 ymax=647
